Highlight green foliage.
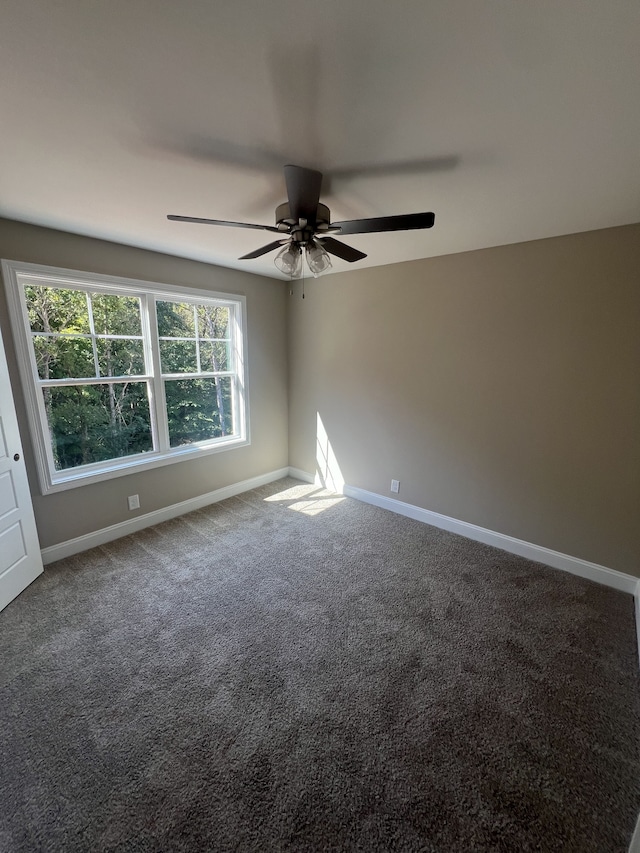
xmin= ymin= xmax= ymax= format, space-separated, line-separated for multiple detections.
xmin=90 ymin=293 xmax=141 ymax=336
xmin=165 ymin=378 xmax=233 ymax=447
xmin=33 ymin=335 xmax=94 ymax=380
xmin=159 ymin=339 xmax=198 ymax=373
xmin=48 ymin=384 xmax=152 ymax=471
xmin=96 ymin=338 xmax=145 ymax=377
xmin=26 ymin=285 xmax=89 ymax=334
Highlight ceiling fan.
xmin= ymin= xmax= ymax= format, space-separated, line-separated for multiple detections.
xmin=167 ymin=165 xmax=435 ymax=277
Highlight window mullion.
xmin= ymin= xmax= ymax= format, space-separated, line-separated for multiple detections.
xmin=142 ymin=294 xmax=170 ymax=453
xmin=230 ymin=305 xmax=240 ymax=436
xmin=86 ymin=293 xmax=100 ymax=377
xmin=194 ymin=305 xmax=201 ymax=373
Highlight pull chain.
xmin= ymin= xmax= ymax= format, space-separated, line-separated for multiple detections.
xmin=286 ymin=246 xmax=305 ymax=298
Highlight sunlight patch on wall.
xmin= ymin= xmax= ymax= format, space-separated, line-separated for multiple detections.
xmin=316 ymin=412 xmax=344 ymax=494
xmin=263 ymin=412 xmax=345 ymax=515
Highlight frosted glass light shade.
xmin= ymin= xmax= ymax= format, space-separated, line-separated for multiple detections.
xmin=306 ymin=242 xmax=332 ymax=277
xmin=274 ymin=243 xmax=303 ymax=277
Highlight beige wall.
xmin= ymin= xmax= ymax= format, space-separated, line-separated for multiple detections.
xmin=0 ymin=218 xmax=288 ymax=548
xmin=288 ymin=224 xmax=640 ymax=576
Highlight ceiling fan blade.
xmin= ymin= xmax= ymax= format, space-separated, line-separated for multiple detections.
xmin=332 ymin=212 xmax=435 ymax=235
xmin=167 ymin=214 xmax=281 ymax=234
xmin=318 ymin=236 xmax=367 ymax=263
xmin=238 ymin=240 xmax=287 ymax=260
xmin=284 ymin=165 xmax=323 ymax=224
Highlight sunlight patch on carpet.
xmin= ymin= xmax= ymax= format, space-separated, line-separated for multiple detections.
xmin=263 ymin=482 xmax=345 ymax=515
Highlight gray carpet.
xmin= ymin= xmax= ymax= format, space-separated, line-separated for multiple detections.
xmin=1 ymin=478 xmax=639 ymax=852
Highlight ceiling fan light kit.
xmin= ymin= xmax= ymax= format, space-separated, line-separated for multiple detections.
xmin=273 ymin=241 xmax=332 ymax=279
xmin=167 ymin=165 xmax=435 ymax=279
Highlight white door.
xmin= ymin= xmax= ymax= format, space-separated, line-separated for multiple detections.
xmin=0 ymin=321 xmax=43 ymax=612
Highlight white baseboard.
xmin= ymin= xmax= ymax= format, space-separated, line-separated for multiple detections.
xmin=41 ymin=467 xmax=290 ymax=564
xmin=41 ymin=467 xmax=639 ymax=599
xmin=342 ymin=485 xmax=638 ymax=595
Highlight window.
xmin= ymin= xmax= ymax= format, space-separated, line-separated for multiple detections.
xmin=3 ymin=261 xmax=248 ymax=494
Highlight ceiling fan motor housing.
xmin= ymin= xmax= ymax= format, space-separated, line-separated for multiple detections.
xmin=276 ymin=202 xmax=331 ymax=233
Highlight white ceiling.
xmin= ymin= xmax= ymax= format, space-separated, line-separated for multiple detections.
xmin=1 ymin=1 xmax=639 ymax=279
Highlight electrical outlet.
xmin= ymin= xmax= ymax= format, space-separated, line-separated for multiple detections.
xmin=390 ymin=479 xmax=400 ymax=494
xmin=127 ymin=494 xmax=140 ymax=511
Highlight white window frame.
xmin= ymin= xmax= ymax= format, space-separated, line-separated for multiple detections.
xmin=2 ymin=260 xmax=249 ymax=495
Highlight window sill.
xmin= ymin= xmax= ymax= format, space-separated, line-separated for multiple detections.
xmin=42 ymin=434 xmax=250 ymax=495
